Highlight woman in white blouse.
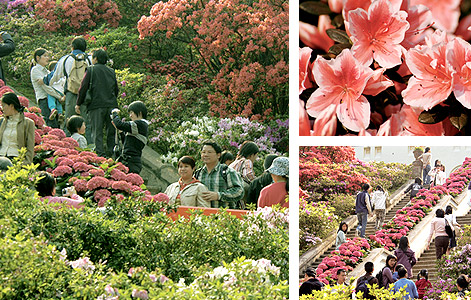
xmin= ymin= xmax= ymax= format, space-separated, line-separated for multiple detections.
xmin=165 ymin=156 xmax=210 ymax=207
xmin=0 ymin=93 xmax=35 ymax=164
xmin=30 ymin=48 xmax=63 ymax=127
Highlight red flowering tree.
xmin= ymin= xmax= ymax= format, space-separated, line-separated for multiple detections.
xmin=30 ymin=0 xmax=122 ymax=33
xmin=137 ymin=0 xmax=289 ymax=120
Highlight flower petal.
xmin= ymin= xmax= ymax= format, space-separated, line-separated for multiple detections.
xmin=336 ymin=95 xmax=370 ymax=132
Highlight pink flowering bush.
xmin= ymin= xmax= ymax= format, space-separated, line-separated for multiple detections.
xmin=315 ymin=237 xmax=370 ymax=284
xmin=30 ymin=0 xmax=122 ymax=33
xmin=300 ymin=0 xmax=471 ymax=136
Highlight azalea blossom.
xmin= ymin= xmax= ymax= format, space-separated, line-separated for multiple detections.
xmin=410 ymin=0 xmax=460 ymax=33
xmin=346 ymin=0 xmax=409 ymax=68
xmin=299 ymin=47 xmax=313 ymax=94
xmin=306 ymin=49 xmax=374 ymax=132
xmin=299 ymin=16 xmax=334 ymax=53
xmin=402 ymin=30 xmax=454 ymax=110
xmin=400 ymin=1 xmax=432 ymax=50
xmin=447 ymin=37 xmax=471 ymax=109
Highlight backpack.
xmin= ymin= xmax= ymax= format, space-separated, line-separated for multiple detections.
xmin=64 ymin=53 xmax=90 ymax=94
xmin=375 ymin=267 xmax=386 ymax=288
xmin=356 ymin=276 xmax=374 ymax=299
xmin=194 ymin=164 xmax=228 ymax=182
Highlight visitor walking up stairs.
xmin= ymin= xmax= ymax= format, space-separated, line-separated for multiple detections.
xmin=307 ymin=191 xmax=411 ymax=272
xmin=414 ymin=211 xmax=471 ymax=282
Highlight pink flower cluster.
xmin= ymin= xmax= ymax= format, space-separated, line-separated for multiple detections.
xmin=316 ymin=237 xmax=369 ymax=284
xmin=300 ymin=0 xmax=471 ymax=136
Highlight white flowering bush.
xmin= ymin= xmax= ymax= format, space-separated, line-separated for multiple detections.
xmin=152 ymin=116 xmax=289 ymax=167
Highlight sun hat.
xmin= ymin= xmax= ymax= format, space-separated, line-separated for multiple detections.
xmin=267 ymin=157 xmax=289 ymax=177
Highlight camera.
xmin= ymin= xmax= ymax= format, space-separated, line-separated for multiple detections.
xmin=62 ymin=187 xmax=73 ymax=195
xmin=110 ymin=108 xmax=120 ymax=120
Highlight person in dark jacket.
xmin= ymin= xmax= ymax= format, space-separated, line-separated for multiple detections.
xmin=355 ymin=183 xmax=372 ymax=238
xmin=111 ymin=101 xmax=149 ymax=174
xmin=0 ymin=32 xmax=15 ymax=84
xmin=405 ymin=178 xmax=423 ymax=200
xmin=299 ymin=267 xmax=325 ymax=296
xmin=394 ymin=236 xmax=416 ymax=279
xmin=246 ymin=154 xmax=278 ymax=206
xmin=76 ymin=49 xmax=118 ymax=158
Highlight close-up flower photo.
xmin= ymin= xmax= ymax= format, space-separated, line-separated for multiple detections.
xmin=299 ymin=0 xmax=471 ymax=136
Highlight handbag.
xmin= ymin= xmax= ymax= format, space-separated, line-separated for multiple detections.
xmin=84 ymin=66 xmax=93 ymax=106
xmin=444 ymin=218 xmax=453 ymax=238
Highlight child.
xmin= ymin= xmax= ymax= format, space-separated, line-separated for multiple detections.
xmin=43 ymin=61 xmax=65 ymax=122
xmin=66 ymin=115 xmax=87 ymax=149
xmin=415 ymin=269 xmax=432 ymax=299
xmin=111 ymin=101 xmax=149 ymax=174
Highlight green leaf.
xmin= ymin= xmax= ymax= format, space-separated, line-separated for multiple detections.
xmin=328 ymin=43 xmax=351 ymax=56
xmin=325 ymin=29 xmax=351 ymax=44
xmin=418 ymin=106 xmax=449 ymax=124
xmin=449 ymin=113 xmax=468 ymax=130
xmin=299 ymin=1 xmax=332 ymax=15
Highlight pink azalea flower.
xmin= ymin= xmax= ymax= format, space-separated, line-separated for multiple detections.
xmin=299 ymin=16 xmax=335 ymax=53
xmin=299 ymin=47 xmax=314 ymax=94
xmin=346 ymin=0 xmax=409 ymax=68
xmin=95 ymin=189 xmax=112 ymax=207
xmin=111 ymin=180 xmax=132 ymax=193
xmin=410 ymin=0 xmax=460 ymax=33
xmin=73 ymin=179 xmax=88 ymax=192
xmin=111 ymin=168 xmax=127 ymax=181
xmin=447 ymin=38 xmax=471 ymax=109
xmin=58 ymin=158 xmax=75 ymax=167
xmin=73 ymin=162 xmax=92 ymax=172
xmin=299 ymin=99 xmax=311 ymax=136
xmin=400 ymin=2 xmax=432 ymax=50
xmin=306 ymin=49 xmax=374 ymax=132
xmin=48 ymin=128 xmax=67 ymax=139
xmin=126 ymin=173 xmax=144 ymax=186
xmin=52 ymin=166 xmax=73 ymax=177
xmin=402 ymin=31 xmax=454 ymax=110
xmin=312 ymin=104 xmax=337 ymax=136
xmin=328 ymin=0 xmax=343 ymax=13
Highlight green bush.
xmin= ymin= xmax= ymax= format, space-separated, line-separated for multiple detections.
xmin=299 ymin=282 xmax=407 ymax=300
xmin=326 ymin=193 xmax=356 ymax=220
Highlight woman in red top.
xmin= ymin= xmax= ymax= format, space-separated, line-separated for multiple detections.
xmin=415 ymin=269 xmax=432 ymax=299
xmin=258 ymin=157 xmax=289 ymax=208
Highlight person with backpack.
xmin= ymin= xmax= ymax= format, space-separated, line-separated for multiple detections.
xmin=371 ymin=185 xmax=388 ymax=230
xmin=404 ymin=178 xmax=422 ymax=200
xmin=392 ymin=265 xmax=419 ymax=299
xmin=376 ymin=254 xmax=397 ymax=289
xmin=394 ymin=236 xmax=416 ymax=279
xmin=257 ymin=156 xmax=289 ymax=208
xmin=49 ymin=36 xmax=91 ymax=140
xmin=0 ymin=31 xmax=15 ymax=84
xmin=415 ymin=269 xmax=432 ymax=299
xmin=355 ymin=183 xmax=372 ymax=238
xmin=355 ymin=261 xmax=378 ymax=299
xmin=194 ymin=140 xmax=244 ymax=209
xmin=77 ymin=48 xmax=119 ymax=158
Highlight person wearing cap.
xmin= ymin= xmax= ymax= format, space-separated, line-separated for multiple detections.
xmin=0 ymin=32 xmax=15 ymax=84
xmin=257 ymin=156 xmax=289 ymax=208
xmin=0 ymin=92 xmax=35 ymax=164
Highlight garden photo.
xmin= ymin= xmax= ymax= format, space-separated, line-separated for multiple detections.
xmin=0 ymin=0 xmax=289 ymax=298
xmin=299 ymin=0 xmax=471 ymax=136
xmin=299 ymin=146 xmax=471 ymax=299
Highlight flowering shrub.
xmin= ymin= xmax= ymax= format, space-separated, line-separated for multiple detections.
xmin=315 ymin=237 xmax=371 ymax=285
xmin=437 ymin=244 xmax=471 ymax=283
xmin=299 ymin=198 xmax=339 ymax=253
xmin=299 ymin=0 xmax=471 ymax=136
xmin=138 ymin=0 xmax=288 ymax=119
xmin=30 ymin=0 xmax=122 ymax=33
xmin=424 ymin=277 xmax=458 ymax=300
xmin=155 ymin=116 xmax=288 ymax=166
xmin=300 ymin=147 xmax=412 ymax=201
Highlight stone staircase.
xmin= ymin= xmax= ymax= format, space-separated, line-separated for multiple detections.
xmin=413 ymin=212 xmax=471 ymax=282
xmin=307 ymin=191 xmax=411 ymax=271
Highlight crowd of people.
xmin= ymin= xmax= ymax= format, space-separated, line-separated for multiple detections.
xmin=300 ymin=259 xmax=470 ymax=299
xmin=1 ymin=34 xmax=289 ymax=211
